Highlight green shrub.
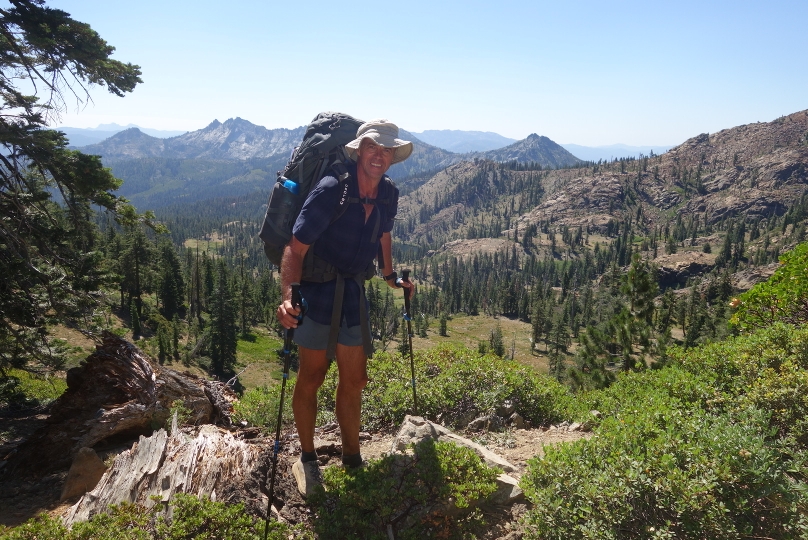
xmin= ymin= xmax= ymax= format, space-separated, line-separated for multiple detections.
xmin=521 ymin=405 xmax=807 ymax=539
xmin=731 ymin=241 xmax=808 ymax=330
xmin=0 ymin=513 xmax=68 ymax=540
xmin=318 ymin=344 xmax=571 ymax=431
xmin=311 ymin=439 xmax=499 ymax=539
xmin=0 ymin=369 xmax=67 ymax=407
xmin=569 ymin=366 xmax=721 ymax=427
xmin=232 ymin=384 xmax=295 ymax=431
xmin=165 ymin=399 xmax=193 ymax=432
xmin=0 ymin=494 xmax=308 ymax=540
xmin=670 ymin=323 xmax=808 ymax=447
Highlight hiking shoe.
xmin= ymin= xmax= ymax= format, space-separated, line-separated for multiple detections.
xmin=292 ymin=458 xmax=323 ymax=498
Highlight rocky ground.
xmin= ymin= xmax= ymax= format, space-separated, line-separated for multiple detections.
xmin=1 ymin=407 xmax=588 ymax=537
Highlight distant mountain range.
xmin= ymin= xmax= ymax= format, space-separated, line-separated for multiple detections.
xmin=65 ymin=122 xmax=671 ymax=162
xmin=78 ymin=120 xmax=583 ymax=168
xmin=80 ymin=119 xmax=304 ymax=161
xmin=73 ymin=118 xmax=583 ymax=208
xmin=58 ymin=123 xmax=187 ymax=146
xmin=478 ymin=134 xmax=582 ymax=168
xmin=560 ymin=143 xmax=672 ymax=162
xmin=411 ymin=130 xmax=517 ymax=153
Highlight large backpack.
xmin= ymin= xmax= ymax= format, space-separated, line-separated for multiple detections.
xmin=258 ymin=112 xmax=365 ymax=267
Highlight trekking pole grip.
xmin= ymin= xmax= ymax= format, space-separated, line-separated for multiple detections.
xmin=286 ymin=283 xmax=301 ymax=339
xmin=291 ymin=282 xmax=301 ymax=311
xmin=401 ymin=269 xmax=411 ymax=302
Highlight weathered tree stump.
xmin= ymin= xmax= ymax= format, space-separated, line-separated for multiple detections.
xmin=62 ymin=426 xmax=268 ymax=527
xmin=4 ymin=333 xmax=235 ymax=478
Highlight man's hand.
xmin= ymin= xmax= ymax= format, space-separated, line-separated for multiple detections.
xmin=277 ymin=299 xmax=302 ymax=330
xmin=399 ymin=269 xmax=416 ymax=300
xmin=276 ymin=237 xmax=308 ymax=329
xmin=399 ymin=278 xmax=416 ymax=299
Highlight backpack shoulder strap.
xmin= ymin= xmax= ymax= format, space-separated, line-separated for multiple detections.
xmin=330 ymin=161 xmax=355 ymax=223
xmin=329 ymin=168 xmax=398 ymax=226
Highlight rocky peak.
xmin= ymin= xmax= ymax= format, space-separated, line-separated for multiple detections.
xmin=80 ymin=128 xmax=165 ymax=159
xmin=479 ymin=133 xmax=582 ymax=168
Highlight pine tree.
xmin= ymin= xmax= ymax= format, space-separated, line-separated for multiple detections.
xmin=122 ymin=227 xmax=153 ymax=319
xmin=531 ymin=297 xmax=547 ymax=352
xmin=0 ymin=0 xmax=143 ymax=375
xmin=238 ymin=255 xmax=249 ymax=337
xmin=172 ymin=314 xmax=181 ymax=361
xmin=548 ymin=312 xmax=570 ymax=381
xmin=570 ymin=326 xmax=616 ymax=391
xmin=570 ymin=254 xmax=659 ymax=387
xmin=398 ymin=320 xmax=410 ymax=356
xmin=130 ymin=299 xmax=141 ymax=338
xmin=157 ymin=240 xmax=184 ymax=319
xmin=477 ymin=340 xmax=489 ymax=355
xmin=157 ymin=322 xmax=169 ymax=365
xmin=716 ymin=220 xmax=734 ymax=268
xmin=419 ymin=314 xmax=429 ymax=338
xmin=489 ymin=323 xmax=505 ymax=357
xmin=202 ymin=252 xmax=215 ymax=311
xmin=209 ymin=260 xmax=237 ymax=378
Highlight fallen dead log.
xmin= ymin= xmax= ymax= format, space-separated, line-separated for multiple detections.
xmin=4 ymin=333 xmax=235 ymax=478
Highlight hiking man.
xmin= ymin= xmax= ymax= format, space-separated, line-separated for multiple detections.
xmin=276 ymin=119 xmax=415 ymax=497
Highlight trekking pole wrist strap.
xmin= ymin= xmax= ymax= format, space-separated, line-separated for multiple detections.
xmin=383 ymin=271 xmax=397 ymax=282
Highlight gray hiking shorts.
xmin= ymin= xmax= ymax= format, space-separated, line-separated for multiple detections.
xmin=292 ymin=316 xmax=367 ymax=350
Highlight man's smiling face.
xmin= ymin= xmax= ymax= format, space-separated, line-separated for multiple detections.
xmin=356 ymin=139 xmax=395 ymax=182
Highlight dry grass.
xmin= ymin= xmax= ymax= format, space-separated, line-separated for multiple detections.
xmin=392 ymin=313 xmax=553 ymax=374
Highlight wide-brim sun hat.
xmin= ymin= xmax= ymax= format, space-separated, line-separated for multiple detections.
xmin=345 ymin=119 xmax=413 ymax=164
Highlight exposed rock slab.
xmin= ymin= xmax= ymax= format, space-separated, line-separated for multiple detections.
xmin=392 ymin=415 xmax=517 ymax=474
xmin=732 ymin=262 xmax=780 ymax=291
xmin=654 ymin=251 xmax=717 ymax=287
xmin=60 ymin=447 xmax=107 ymax=502
xmin=391 ymin=415 xmax=524 ymax=511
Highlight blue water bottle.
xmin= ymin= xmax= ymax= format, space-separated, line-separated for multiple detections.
xmin=282 ymin=178 xmax=299 ymax=195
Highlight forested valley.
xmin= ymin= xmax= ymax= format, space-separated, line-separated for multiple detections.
xmin=2 ymin=1 xmax=808 ymax=537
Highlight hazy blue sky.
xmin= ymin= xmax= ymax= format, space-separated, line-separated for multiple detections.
xmin=48 ymin=0 xmax=807 ymax=146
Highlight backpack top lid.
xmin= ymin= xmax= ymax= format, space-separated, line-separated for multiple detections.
xmin=281 ymin=112 xmax=364 ymax=190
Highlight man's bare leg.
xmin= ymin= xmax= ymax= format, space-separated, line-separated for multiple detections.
xmin=292 ymin=346 xmax=329 ymax=453
xmin=334 ymin=343 xmax=369 ymax=456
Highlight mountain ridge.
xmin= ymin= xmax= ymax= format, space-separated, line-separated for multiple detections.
xmin=411 ymin=129 xmax=517 ymax=153
xmin=79 ymin=119 xmax=583 ymax=208
xmin=81 ymin=118 xmax=305 ymax=161
xmin=396 ymin=110 xmax=808 ymax=261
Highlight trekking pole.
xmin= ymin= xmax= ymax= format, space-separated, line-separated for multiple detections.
xmin=401 ymin=269 xmax=418 ymax=416
xmin=265 ymin=283 xmax=302 ymax=539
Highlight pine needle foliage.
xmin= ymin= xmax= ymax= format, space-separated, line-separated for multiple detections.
xmin=0 ymin=0 xmax=155 ymax=381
